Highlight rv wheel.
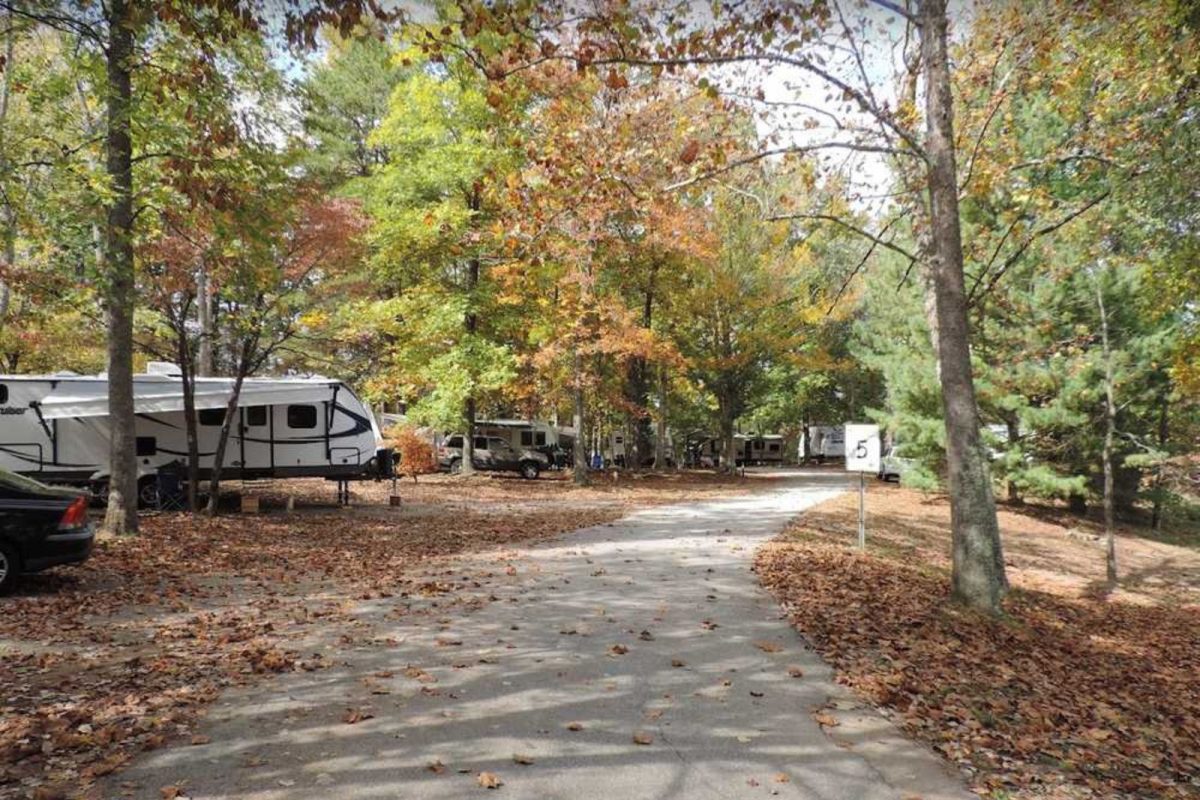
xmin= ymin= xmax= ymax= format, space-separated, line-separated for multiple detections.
xmin=448 ymin=458 xmax=462 ymax=475
xmin=138 ymin=477 xmax=159 ymax=509
xmin=0 ymin=542 xmax=19 ymax=594
xmin=519 ymin=461 xmax=540 ymax=480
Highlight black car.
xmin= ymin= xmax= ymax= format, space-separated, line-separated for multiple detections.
xmin=0 ymin=468 xmax=94 ymax=594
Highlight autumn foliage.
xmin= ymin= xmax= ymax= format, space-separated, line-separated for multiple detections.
xmin=385 ymin=425 xmax=440 ymax=477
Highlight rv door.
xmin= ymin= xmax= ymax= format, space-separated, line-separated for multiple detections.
xmin=239 ymin=405 xmax=273 ymax=471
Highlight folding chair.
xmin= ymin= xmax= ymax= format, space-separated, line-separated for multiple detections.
xmin=155 ymin=464 xmax=188 ymax=512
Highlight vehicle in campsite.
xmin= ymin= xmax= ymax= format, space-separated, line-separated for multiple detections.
xmin=802 ymin=425 xmax=845 ymax=462
xmin=0 ymin=363 xmax=394 ymax=505
xmin=878 ymin=444 xmax=913 ymax=482
xmin=438 ymin=434 xmax=548 ymax=479
xmin=0 ymin=468 xmax=94 ymax=594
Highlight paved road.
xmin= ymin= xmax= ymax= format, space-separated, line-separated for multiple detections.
xmin=108 ymin=470 xmax=973 ymax=800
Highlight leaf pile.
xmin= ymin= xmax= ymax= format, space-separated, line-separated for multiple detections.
xmin=756 ymin=491 xmax=1200 ymax=799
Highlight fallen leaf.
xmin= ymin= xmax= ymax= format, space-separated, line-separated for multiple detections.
xmin=427 ymin=759 xmax=446 ymax=774
xmin=477 ymin=771 xmax=503 ymax=789
xmin=632 ymin=730 xmax=654 ymax=745
xmin=754 ymin=640 xmax=783 ymax=653
xmin=609 ymin=643 xmax=629 ymax=655
xmin=513 ymin=753 xmax=535 ymax=765
xmin=787 ymin=666 xmax=804 ymax=678
xmin=342 ymin=707 xmax=374 ymax=725
xmin=566 ymin=721 xmax=584 ymax=731
xmin=671 ymin=658 xmax=686 ymax=668
xmin=190 ymin=735 xmax=210 ymax=746
xmin=813 ymin=712 xmax=839 ymax=727
xmin=774 ymin=772 xmax=791 ymax=783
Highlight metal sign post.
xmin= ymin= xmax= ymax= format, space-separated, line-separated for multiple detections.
xmin=857 ymin=471 xmax=866 ymax=549
xmin=844 ymin=424 xmax=880 ymax=551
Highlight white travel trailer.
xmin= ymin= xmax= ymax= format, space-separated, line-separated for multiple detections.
xmin=0 ymin=364 xmax=392 ymax=504
xmin=475 ymin=418 xmax=560 ymax=450
xmin=740 ymin=434 xmax=786 ymax=465
xmin=801 ymin=425 xmax=845 ymax=461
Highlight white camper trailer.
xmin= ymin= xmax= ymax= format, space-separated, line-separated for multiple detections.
xmin=0 ymin=364 xmax=392 ymax=504
xmin=801 ymin=425 xmax=845 ymax=462
xmin=739 ymin=434 xmax=786 ymax=465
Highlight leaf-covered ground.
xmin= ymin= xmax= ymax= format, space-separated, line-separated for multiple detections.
xmin=1 ymin=470 xmax=762 ymax=800
xmin=755 ymin=483 xmax=1200 ymax=799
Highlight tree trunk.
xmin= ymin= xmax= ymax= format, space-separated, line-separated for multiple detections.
xmin=1005 ymin=415 xmax=1022 ymax=504
xmin=572 ymin=346 xmax=588 ymax=485
xmin=1151 ymin=389 xmax=1169 ymax=532
xmin=197 ymin=265 xmax=213 ymax=377
xmin=174 ymin=314 xmax=200 ymax=512
xmin=1095 ymin=273 xmax=1118 ymax=588
xmin=718 ymin=399 xmax=736 ymax=474
xmin=205 ymin=352 xmax=250 ymax=516
xmin=653 ymin=364 xmax=668 ymax=469
xmin=921 ymin=0 xmax=1006 ymax=612
xmin=461 ymin=187 xmax=481 ymax=476
xmin=0 ymin=7 xmax=15 ymax=324
xmin=101 ymin=0 xmax=139 ymax=535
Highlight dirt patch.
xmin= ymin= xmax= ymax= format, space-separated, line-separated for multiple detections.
xmin=0 ymin=469 xmax=757 ymax=800
xmin=756 ymin=483 xmax=1200 ymax=800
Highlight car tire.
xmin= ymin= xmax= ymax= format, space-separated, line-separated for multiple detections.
xmin=449 ymin=458 xmax=462 ymax=475
xmin=0 ymin=541 xmax=19 ymax=595
xmin=519 ymin=461 xmax=540 ymax=480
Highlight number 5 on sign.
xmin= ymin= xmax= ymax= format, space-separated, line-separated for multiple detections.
xmin=844 ymin=424 xmax=880 ymax=550
xmin=844 ymin=424 xmax=880 ymax=473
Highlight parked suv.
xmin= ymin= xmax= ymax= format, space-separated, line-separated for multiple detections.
xmin=439 ymin=435 xmax=549 ymax=480
xmin=0 ymin=468 xmax=94 ymax=593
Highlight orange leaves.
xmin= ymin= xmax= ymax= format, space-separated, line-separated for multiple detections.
xmin=679 ymin=138 xmax=701 ymax=165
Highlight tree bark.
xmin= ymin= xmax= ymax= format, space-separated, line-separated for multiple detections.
xmin=1094 ymin=273 xmax=1118 ymax=588
xmin=205 ymin=338 xmax=252 ymax=515
xmin=1151 ymin=388 xmax=1169 ymax=532
xmin=101 ymin=0 xmax=139 ymax=535
xmin=572 ymin=346 xmax=588 ymax=485
xmin=653 ymin=364 xmax=668 ymax=469
xmin=718 ymin=398 xmax=736 ymax=474
xmin=0 ymin=6 xmax=16 ymax=323
xmin=173 ymin=305 xmax=200 ymax=512
xmin=197 ymin=264 xmax=213 ymax=377
xmin=921 ymin=0 xmax=1006 ymax=612
xmin=460 ymin=185 xmax=481 ymax=476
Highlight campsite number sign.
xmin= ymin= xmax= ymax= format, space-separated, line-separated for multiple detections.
xmin=844 ymin=423 xmax=880 ymax=550
xmin=844 ymin=424 xmax=881 ymax=473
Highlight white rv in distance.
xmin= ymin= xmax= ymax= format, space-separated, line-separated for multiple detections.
xmin=0 ymin=363 xmax=392 ymax=505
xmin=801 ymin=425 xmax=846 ymax=462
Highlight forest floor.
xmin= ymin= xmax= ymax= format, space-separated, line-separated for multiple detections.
xmin=756 ymin=482 xmax=1200 ymax=800
xmin=0 ymin=469 xmax=773 ymax=800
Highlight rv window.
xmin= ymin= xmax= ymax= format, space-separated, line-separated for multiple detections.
xmin=0 ymin=384 xmax=7 ymax=404
xmin=536 ymin=432 xmax=546 ymax=446
xmin=199 ymin=408 xmax=225 ymax=426
xmin=474 ymin=436 xmax=488 ymax=450
xmin=287 ymin=405 xmax=318 ymax=429
xmin=520 ymin=430 xmax=533 ymax=446
xmin=446 ymin=436 xmax=463 ymax=448
xmin=769 ymin=443 xmax=780 ymax=452
xmin=136 ymin=436 xmax=157 ymax=456
xmin=246 ymin=406 xmax=267 ymax=426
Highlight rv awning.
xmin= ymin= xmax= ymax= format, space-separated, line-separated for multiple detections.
xmin=37 ymin=378 xmax=338 ymax=420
